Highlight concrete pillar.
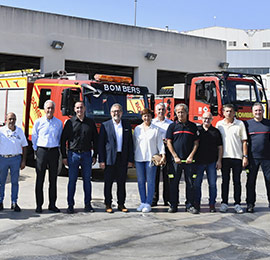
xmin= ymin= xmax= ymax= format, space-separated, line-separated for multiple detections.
xmin=134 ymin=65 xmax=157 ymax=94
xmin=40 ymin=55 xmax=65 ymax=73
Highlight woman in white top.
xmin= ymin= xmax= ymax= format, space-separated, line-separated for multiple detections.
xmin=133 ymin=108 xmax=165 ymax=213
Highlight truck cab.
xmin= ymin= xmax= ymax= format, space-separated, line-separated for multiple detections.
xmin=187 ymin=72 xmax=268 ymax=125
xmin=156 ymin=71 xmax=268 ymax=126
xmin=60 ymin=74 xmax=153 ymax=128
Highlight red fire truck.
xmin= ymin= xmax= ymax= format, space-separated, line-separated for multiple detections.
xmin=0 ymin=69 xmax=154 ymax=174
xmin=155 ymin=71 xmax=269 ymax=125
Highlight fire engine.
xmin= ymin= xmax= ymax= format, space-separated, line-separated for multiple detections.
xmin=155 ymin=71 xmax=269 ymax=125
xmin=0 ymin=69 xmax=154 ymax=174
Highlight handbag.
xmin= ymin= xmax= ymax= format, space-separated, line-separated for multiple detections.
xmin=151 ymin=154 xmax=165 ymax=166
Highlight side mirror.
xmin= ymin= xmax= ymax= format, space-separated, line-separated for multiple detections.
xmin=81 ymin=84 xmax=102 ymax=98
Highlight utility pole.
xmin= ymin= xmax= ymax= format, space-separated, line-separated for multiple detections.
xmin=134 ymin=0 xmax=137 ymax=26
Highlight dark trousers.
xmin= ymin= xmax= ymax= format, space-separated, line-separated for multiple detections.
xmin=169 ymin=162 xmax=194 ymax=208
xmin=221 ymin=158 xmax=242 ymax=205
xmin=35 ymin=147 xmax=59 ymax=207
xmin=104 ymin=153 xmax=128 ymax=206
xmin=153 ymin=164 xmax=170 ymax=204
xmin=246 ymin=158 xmax=270 ymax=206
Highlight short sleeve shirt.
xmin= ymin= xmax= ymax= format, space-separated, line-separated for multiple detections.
xmin=152 ymin=117 xmax=173 ymax=139
xmin=216 ymin=118 xmax=247 ymax=160
xmin=0 ymin=125 xmax=28 ymax=155
xmin=166 ymin=120 xmax=199 ymax=160
xmin=245 ymin=118 xmax=270 ymax=159
xmin=195 ymin=125 xmax=223 ymax=164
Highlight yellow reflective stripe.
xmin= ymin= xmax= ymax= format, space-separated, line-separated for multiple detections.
xmin=168 ymin=174 xmax=174 ymax=179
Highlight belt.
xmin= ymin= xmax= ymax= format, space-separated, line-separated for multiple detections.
xmin=71 ymin=149 xmax=89 ymax=153
xmin=0 ymin=154 xmax=21 ymax=158
xmin=38 ymin=147 xmax=58 ymax=151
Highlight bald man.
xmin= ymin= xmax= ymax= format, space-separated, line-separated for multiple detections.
xmin=194 ymin=112 xmax=223 ymax=213
xmin=0 ymin=113 xmax=28 ymax=212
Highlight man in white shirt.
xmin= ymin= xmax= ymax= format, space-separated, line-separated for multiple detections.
xmin=216 ymin=104 xmax=248 ymax=214
xmin=0 ymin=112 xmax=28 ymax=212
xmin=151 ymin=103 xmax=172 ymax=206
xmin=32 ymin=100 xmax=62 ymax=213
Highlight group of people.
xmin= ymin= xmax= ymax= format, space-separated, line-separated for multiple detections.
xmin=0 ymin=100 xmax=270 ymax=215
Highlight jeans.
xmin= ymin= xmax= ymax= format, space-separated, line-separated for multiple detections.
xmin=67 ymin=151 xmax=92 ymax=206
xmin=135 ymin=161 xmax=157 ymax=205
xmin=194 ymin=162 xmax=217 ymax=206
xmin=246 ymin=158 xmax=270 ymax=206
xmin=0 ymin=155 xmax=21 ymax=203
xmin=221 ymin=158 xmax=242 ymax=205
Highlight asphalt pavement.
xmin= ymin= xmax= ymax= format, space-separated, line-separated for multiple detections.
xmin=1 ymin=166 xmax=270 ymax=260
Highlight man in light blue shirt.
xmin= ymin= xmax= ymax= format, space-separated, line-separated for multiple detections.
xmin=32 ymin=100 xmax=62 ymax=213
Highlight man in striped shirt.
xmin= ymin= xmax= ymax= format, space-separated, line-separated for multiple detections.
xmin=245 ymin=102 xmax=270 ymax=213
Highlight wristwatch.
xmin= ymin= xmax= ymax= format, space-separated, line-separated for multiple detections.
xmin=243 ymin=155 xmax=248 ymax=158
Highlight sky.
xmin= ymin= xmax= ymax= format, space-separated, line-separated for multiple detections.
xmin=0 ymin=0 xmax=269 ymax=32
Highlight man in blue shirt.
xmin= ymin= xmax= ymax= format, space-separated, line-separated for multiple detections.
xmin=166 ymin=103 xmax=199 ymax=214
xmin=245 ymin=102 xmax=270 ymax=213
xmin=32 ymin=100 xmax=62 ymax=213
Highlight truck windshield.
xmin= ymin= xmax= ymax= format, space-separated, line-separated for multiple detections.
xmin=84 ymin=92 xmax=147 ymax=121
xmin=221 ymin=79 xmax=260 ymax=104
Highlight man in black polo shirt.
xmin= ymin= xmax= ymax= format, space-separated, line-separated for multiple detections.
xmin=61 ymin=101 xmax=98 ymax=214
xmin=194 ymin=112 xmax=223 ymax=213
xmin=166 ymin=103 xmax=199 ymax=213
xmin=245 ymin=102 xmax=270 ymax=213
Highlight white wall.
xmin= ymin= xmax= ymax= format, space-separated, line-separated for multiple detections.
xmin=183 ymin=26 xmax=270 ymax=50
xmin=0 ymin=5 xmax=226 ymax=93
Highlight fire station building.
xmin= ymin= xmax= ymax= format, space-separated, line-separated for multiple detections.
xmin=0 ymin=5 xmax=226 ymax=93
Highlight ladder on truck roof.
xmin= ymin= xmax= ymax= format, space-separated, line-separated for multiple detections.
xmin=0 ymin=69 xmax=40 ymax=78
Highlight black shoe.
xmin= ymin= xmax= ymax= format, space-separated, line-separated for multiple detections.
xmin=246 ymin=204 xmax=254 ymax=213
xmin=168 ymin=206 xmax=177 ymax=213
xmin=118 ymin=204 xmax=129 ymax=212
xmin=48 ymin=205 xmax=60 ymax=213
xmin=84 ymin=204 xmax=95 ymax=213
xmin=11 ymin=203 xmax=21 ymax=212
xmin=209 ymin=205 xmax=216 ymax=213
xmin=187 ymin=206 xmax=199 ymax=214
xmin=151 ymin=201 xmax=158 ymax=207
xmin=35 ymin=206 xmax=43 ymax=213
xmin=67 ymin=205 xmax=74 ymax=214
xmin=0 ymin=202 xmax=3 ymax=211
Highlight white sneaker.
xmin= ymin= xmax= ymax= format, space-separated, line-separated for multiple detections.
xmin=137 ymin=203 xmax=145 ymax=212
xmin=142 ymin=203 xmax=152 ymax=213
xmin=219 ymin=203 xmax=228 ymax=213
xmin=234 ymin=204 xmax=244 ymax=214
